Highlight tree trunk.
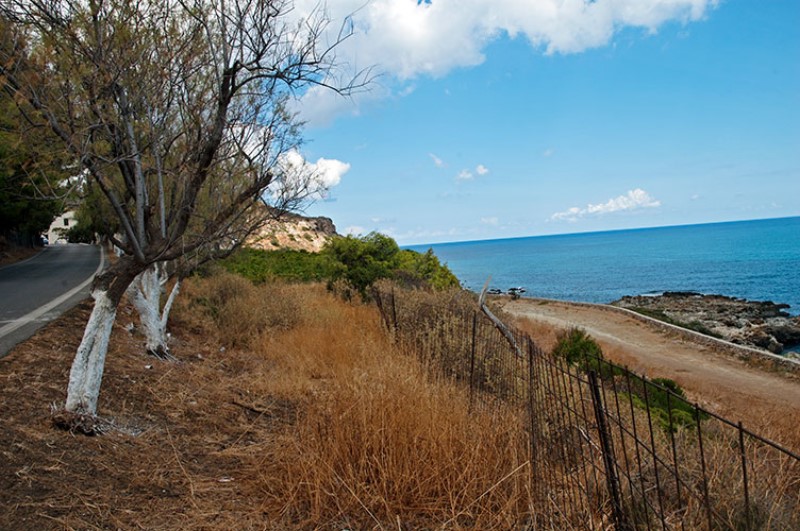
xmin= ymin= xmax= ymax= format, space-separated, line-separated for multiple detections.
xmin=64 ymin=258 xmax=142 ymax=415
xmin=128 ymin=263 xmax=180 ymax=360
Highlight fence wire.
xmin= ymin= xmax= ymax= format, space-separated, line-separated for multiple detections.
xmin=373 ymin=289 xmax=800 ymax=530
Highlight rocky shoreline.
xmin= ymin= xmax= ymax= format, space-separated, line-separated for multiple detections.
xmin=611 ymin=292 xmax=800 ymax=356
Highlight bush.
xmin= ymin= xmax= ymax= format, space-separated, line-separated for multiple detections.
xmin=324 ymin=233 xmax=459 ymax=300
xmin=551 ymin=329 xmax=702 ymax=431
xmin=552 ymin=327 xmax=610 ymax=377
xmin=630 ymin=377 xmax=704 ymax=431
xmin=394 ymin=248 xmax=460 ymax=291
xmin=220 ymin=247 xmax=337 ymax=284
xmin=553 ymin=328 xmax=602 ymax=364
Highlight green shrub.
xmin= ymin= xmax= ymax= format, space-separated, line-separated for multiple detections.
xmin=394 ymin=248 xmax=460 ymax=291
xmin=220 ymin=247 xmax=337 ymax=284
xmin=218 ymin=233 xmax=459 ymax=301
xmin=552 ymin=328 xmax=609 ymax=376
xmin=323 ymin=232 xmax=399 ymax=300
xmin=627 ymin=376 xmax=705 ymax=432
xmin=323 ymin=233 xmax=459 ymax=300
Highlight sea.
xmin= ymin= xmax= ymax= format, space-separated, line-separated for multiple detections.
xmin=408 ymin=216 xmax=800 ymax=318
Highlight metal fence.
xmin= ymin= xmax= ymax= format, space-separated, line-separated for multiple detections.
xmin=373 ymin=288 xmax=800 ymax=530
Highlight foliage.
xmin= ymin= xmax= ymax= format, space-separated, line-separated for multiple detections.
xmin=323 ymin=232 xmax=460 ymax=300
xmin=217 ymin=233 xmax=460 ymax=301
xmin=553 ymin=327 xmax=703 ymax=431
xmin=627 ymin=376 xmax=706 ymax=431
xmin=394 ymin=248 xmax=461 ymax=290
xmin=65 ymin=183 xmax=119 ymax=243
xmin=0 ymin=71 xmax=68 ymax=247
xmin=552 ymin=327 xmax=610 ymax=376
xmin=323 ymin=232 xmax=399 ymax=299
xmin=219 ymin=247 xmax=337 ymax=283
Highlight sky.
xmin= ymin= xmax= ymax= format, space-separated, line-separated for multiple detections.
xmin=286 ymin=0 xmax=800 ymax=245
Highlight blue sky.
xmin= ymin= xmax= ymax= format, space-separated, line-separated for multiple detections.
xmin=290 ymin=0 xmax=799 ymax=245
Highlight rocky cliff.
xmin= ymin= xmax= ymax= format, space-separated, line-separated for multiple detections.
xmin=612 ymin=292 xmax=800 ymax=355
xmin=246 ymin=213 xmax=337 ymax=253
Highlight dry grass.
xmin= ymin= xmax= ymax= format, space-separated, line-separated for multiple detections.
xmin=1 ymin=274 xmax=535 ymax=529
xmin=384 ymin=288 xmax=800 ymax=530
xmin=4 ymin=273 xmax=798 ymax=530
xmin=180 ymin=271 xmax=312 ymax=348
xmin=201 ymin=280 xmax=535 ymax=529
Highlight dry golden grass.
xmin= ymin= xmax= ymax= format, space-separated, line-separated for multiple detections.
xmin=172 ymin=277 xmax=536 ymax=529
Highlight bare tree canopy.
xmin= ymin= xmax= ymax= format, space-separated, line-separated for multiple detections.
xmin=0 ymin=0 xmax=367 ymax=415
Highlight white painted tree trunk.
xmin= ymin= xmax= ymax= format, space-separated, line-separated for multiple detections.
xmin=128 ymin=263 xmax=180 ymax=359
xmin=65 ymin=289 xmax=117 ymax=415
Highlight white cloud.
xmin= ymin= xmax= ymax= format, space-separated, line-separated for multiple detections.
xmin=429 ymin=153 xmax=445 ymax=167
xmin=542 ymin=148 xmax=555 ymax=157
xmin=274 ymin=149 xmax=350 ymax=200
xmin=292 ymin=0 xmax=718 ymax=123
xmin=456 ymin=169 xmax=473 ymax=181
xmin=481 ymin=216 xmax=499 ymax=226
xmin=456 ymin=164 xmax=490 ymax=181
xmin=550 ymin=188 xmax=661 ymax=222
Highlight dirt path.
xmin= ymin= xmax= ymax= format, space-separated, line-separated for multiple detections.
xmin=499 ymin=297 xmax=800 ymax=445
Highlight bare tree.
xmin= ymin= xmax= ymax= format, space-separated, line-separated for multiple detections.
xmin=0 ymin=0 xmax=365 ymax=416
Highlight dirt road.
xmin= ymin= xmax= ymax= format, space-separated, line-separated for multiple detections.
xmin=499 ymin=297 xmax=800 ymax=445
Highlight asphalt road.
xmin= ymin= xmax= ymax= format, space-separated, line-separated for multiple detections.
xmin=0 ymin=244 xmax=103 ymax=357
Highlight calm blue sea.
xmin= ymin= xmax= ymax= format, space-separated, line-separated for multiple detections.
xmin=408 ymin=217 xmax=800 ymax=316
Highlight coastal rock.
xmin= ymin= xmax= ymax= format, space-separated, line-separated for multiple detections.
xmin=611 ymin=292 xmax=800 ymax=354
xmin=246 ymin=214 xmax=338 ymax=253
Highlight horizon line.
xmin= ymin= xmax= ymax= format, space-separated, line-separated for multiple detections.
xmin=404 ymin=214 xmax=800 ymax=248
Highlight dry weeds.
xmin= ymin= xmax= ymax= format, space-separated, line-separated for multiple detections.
xmin=1 ymin=276 xmax=536 ymax=530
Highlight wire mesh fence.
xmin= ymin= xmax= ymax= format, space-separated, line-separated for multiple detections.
xmin=373 ymin=288 xmax=800 ymax=530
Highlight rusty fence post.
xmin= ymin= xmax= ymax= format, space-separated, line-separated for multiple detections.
xmin=469 ymin=311 xmax=477 ymax=409
xmin=527 ymin=338 xmax=538 ymax=487
xmin=589 ymin=370 xmax=626 ymax=529
xmin=390 ymin=287 xmax=398 ymax=334
xmin=738 ymin=421 xmax=751 ymax=530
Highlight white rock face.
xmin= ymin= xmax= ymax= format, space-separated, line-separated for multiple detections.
xmin=247 ymin=215 xmax=337 ymax=253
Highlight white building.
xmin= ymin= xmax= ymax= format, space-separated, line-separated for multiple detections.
xmin=48 ymin=211 xmax=76 ymax=244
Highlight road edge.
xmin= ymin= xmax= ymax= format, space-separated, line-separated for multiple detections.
xmin=0 ymin=245 xmax=105 ymax=356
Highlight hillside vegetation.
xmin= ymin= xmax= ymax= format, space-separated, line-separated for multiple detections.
xmin=221 ymin=231 xmax=459 ymax=298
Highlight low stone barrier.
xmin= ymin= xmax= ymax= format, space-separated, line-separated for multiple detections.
xmin=521 ymin=296 xmax=800 ymax=378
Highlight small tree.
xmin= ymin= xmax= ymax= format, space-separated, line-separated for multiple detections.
xmin=324 ymin=233 xmax=459 ymax=299
xmin=0 ymin=0 xmax=365 ymax=416
xmin=325 ymin=232 xmax=399 ymax=299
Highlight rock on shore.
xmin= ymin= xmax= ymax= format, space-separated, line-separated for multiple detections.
xmin=612 ymin=292 xmax=800 ymax=355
